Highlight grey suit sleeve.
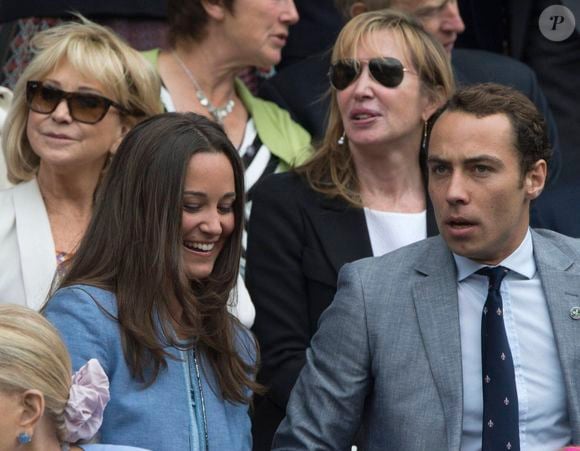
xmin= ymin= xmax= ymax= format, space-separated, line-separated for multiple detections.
xmin=272 ymin=262 xmax=372 ymax=450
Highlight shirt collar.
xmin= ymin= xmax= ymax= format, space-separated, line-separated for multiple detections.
xmin=454 ymin=229 xmax=536 ymax=282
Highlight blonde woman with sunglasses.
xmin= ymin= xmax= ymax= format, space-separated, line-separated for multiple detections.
xmin=0 ymin=18 xmax=162 ymax=310
xmin=246 ymin=9 xmax=455 ymax=449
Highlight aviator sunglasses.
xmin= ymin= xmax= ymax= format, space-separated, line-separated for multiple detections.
xmin=329 ymin=57 xmax=414 ymax=90
xmin=26 ymin=80 xmax=130 ymax=124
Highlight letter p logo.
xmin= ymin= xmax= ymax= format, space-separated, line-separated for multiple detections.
xmin=539 ymin=5 xmax=576 ymax=41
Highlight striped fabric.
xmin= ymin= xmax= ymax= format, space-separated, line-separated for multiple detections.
xmin=238 ymin=117 xmax=279 ymax=272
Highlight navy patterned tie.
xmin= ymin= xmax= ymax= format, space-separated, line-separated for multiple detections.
xmin=477 ymin=266 xmax=520 ymax=451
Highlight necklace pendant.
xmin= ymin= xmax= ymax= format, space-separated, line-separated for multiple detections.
xmin=196 ymin=92 xmax=210 ymax=107
xmin=173 ymin=51 xmax=236 ymax=124
xmin=215 ymin=110 xmax=227 ymax=123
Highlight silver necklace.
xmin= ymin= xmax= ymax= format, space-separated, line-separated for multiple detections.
xmin=172 ymin=51 xmax=235 ymax=124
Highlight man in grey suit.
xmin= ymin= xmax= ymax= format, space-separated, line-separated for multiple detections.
xmin=273 ymin=83 xmax=580 ymax=450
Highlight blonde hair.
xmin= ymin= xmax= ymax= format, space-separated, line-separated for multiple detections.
xmin=2 ymin=16 xmax=163 ymax=184
xmin=298 ymin=9 xmax=455 ymax=206
xmin=0 ymin=304 xmax=72 ymax=441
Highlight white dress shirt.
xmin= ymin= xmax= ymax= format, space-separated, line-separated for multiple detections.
xmin=454 ymin=229 xmax=572 ymax=450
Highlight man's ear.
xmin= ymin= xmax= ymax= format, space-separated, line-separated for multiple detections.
xmin=19 ymin=389 xmax=45 ymax=431
xmin=201 ymin=0 xmax=228 ymax=21
xmin=350 ymin=2 xmax=368 ymax=18
xmin=524 ymin=159 xmax=547 ymax=200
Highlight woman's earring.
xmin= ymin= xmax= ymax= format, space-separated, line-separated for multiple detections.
xmin=420 ymin=120 xmax=428 ymax=152
xmin=338 ymin=131 xmax=346 ymax=145
xmin=17 ymin=432 xmax=32 ymax=444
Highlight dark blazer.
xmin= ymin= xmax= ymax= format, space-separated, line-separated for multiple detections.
xmin=511 ymin=0 xmax=580 ymax=57
xmin=457 ymin=0 xmax=579 ymax=185
xmin=533 ymin=182 xmax=580 ymax=238
xmin=459 ymin=0 xmax=580 ymax=58
xmin=509 ymin=0 xmax=580 ymax=185
xmin=258 ymin=51 xmax=332 ymax=142
xmin=278 ymin=0 xmax=343 ymax=69
xmin=246 ymin=171 xmax=438 ymax=450
xmin=258 ymin=48 xmax=562 ymax=185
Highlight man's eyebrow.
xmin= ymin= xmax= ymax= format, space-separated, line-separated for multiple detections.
xmin=426 ymin=155 xmax=449 ymax=164
xmin=463 ymin=155 xmax=504 ymax=166
xmin=427 ymin=155 xmax=505 ymax=165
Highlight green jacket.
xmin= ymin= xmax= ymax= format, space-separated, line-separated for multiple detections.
xmin=142 ymin=49 xmax=312 ymax=170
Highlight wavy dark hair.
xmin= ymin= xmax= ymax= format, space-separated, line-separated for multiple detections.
xmin=54 ymin=112 xmax=258 ymax=403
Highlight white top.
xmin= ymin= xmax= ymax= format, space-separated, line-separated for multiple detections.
xmin=454 ymin=230 xmax=571 ymax=451
xmin=363 ymin=208 xmax=427 ymax=256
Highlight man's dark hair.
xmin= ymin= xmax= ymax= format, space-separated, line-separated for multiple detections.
xmin=434 ymin=83 xmax=552 ymax=176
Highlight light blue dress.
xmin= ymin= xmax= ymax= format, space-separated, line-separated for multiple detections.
xmin=45 ymin=285 xmax=255 ymax=451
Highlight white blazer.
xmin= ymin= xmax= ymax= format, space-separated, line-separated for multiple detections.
xmin=0 ymin=86 xmax=14 ymax=190
xmin=0 ymin=178 xmax=56 ymax=309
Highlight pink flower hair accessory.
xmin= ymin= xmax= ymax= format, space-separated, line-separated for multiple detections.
xmin=63 ymin=358 xmax=110 ymax=443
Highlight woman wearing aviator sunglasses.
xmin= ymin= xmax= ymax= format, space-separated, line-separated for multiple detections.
xmin=0 ymin=18 xmax=162 ymax=311
xmin=246 ymin=9 xmax=455 ymax=449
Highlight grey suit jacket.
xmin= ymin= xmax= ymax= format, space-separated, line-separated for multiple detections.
xmin=273 ymin=229 xmax=580 ymax=450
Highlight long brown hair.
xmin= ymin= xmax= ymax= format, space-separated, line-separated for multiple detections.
xmin=54 ymin=112 xmax=258 ymax=403
xmin=297 ymin=9 xmax=455 ymax=206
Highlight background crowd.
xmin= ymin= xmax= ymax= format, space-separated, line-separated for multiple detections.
xmin=0 ymin=0 xmax=579 ymax=450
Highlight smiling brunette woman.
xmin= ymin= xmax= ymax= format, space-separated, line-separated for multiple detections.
xmin=0 ymin=18 xmax=162 ymax=310
xmin=43 ymin=113 xmax=260 ymax=450
xmin=245 ymin=9 xmax=455 ymax=448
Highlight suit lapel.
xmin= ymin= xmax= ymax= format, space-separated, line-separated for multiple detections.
xmin=412 ymin=237 xmax=463 ymax=451
xmin=13 ymin=179 xmax=57 ymax=310
xmin=305 ymin=195 xmax=372 ymax=276
xmin=532 ymin=231 xmax=580 ymax=440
